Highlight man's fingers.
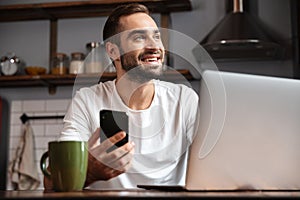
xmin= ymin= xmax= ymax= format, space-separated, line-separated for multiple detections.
xmin=88 ymin=128 xmax=100 ymax=149
xmin=100 ymin=141 xmax=134 ymax=165
xmin=104 ymin=142 xmax=135 ymax=169
xmin=108 ymin=131 xmax=127 ymax=144
xmin=98 ymin=131 xmax=127 ymax=152
xmin=107 ymin=141 xmax=135 ymax=162
xmin=87 ymin=130 xmax=134 ymax=177
xmin=89 ymin=130 xmax=125 ymax=156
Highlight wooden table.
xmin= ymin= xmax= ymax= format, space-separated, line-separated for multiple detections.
xmin=1 ymin=189 xmax=300 ymax=199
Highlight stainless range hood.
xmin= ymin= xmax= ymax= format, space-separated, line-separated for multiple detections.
xmin=200 ymin=0 xmax=283 ymax=61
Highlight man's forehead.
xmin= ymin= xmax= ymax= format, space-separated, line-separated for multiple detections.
xmin=121 ymin=28 xmax=160 ymax=36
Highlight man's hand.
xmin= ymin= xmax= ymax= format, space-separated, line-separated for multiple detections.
xmin=84 ymin=128 xmax=135 ymax=186
xmin=43 ymin=128 xmax=135 ymax=190
xmin=43 ymin=167 xmax=53 ymax=191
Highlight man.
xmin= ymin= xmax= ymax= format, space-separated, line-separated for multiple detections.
xmin=45 ymin=3 xmax=199 ymax=190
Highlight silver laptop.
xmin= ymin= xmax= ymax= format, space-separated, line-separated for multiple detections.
xmin=139 ymin=70 xmax=300 ymax=191
xmin=186 ymin=70 xmax=300 ymax=191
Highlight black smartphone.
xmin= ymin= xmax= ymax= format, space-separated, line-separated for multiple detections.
xmin=100 ymin=110 xmax=129 ymax=152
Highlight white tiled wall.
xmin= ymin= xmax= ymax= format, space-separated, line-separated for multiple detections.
xmin=7 ymin=99 xmax=71 ymax=190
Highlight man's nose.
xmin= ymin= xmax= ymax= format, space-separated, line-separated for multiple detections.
xmin=145 ymin=37 xmax=162 ymax=49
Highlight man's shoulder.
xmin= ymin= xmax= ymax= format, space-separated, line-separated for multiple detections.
xmin=155 ymin=80 xmax=197 ymax=95
xmin=78 ymin=80 xmax=115 ymax=93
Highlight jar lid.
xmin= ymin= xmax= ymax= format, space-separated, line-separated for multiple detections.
xmin=71 ymin=52 xmax=85 ymax=60
xmin=54 ymin=52 xmax=67 ymax=59
xmin=86 ymin=42 xmax=101 ymax=51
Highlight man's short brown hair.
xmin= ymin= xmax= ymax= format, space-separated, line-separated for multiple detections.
xmin=103 ymin=3 xmax=150 ymax=44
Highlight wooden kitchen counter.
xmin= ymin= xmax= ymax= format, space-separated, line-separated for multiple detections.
xmin=1 ymin=189 xmax=300 ymax=199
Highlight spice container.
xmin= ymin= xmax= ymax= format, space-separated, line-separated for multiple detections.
xmin=51 ymin=53 xmax=69 ymax=75
xmin=69 ymin=52 xmax=85 ymax=74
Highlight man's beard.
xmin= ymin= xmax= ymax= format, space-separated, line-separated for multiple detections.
xmin=120 ymin=49 xmax=164 ymax=83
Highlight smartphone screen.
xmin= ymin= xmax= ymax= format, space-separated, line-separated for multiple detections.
xmin=100 ymin=110 xmax=129 ymax=152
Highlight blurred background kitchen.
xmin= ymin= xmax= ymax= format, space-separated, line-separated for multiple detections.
xmin=0 ymin=0 xmax=297 ymax=191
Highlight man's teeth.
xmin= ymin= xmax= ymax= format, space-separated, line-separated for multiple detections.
xmin=144 ymin=58 xmax=158 ymax=62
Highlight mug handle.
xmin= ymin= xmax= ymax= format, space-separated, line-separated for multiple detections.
xmin=40 ymin=151 xmax=51 ymax=178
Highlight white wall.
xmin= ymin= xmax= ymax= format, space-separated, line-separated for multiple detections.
xmin=0 ymin=0 xmax=293 ymax=101
xmin=7 ymin=99 xmax=70 ymax=190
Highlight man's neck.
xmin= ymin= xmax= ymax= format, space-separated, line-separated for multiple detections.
xmin=116 ymin=77 xmax=155 ymax=110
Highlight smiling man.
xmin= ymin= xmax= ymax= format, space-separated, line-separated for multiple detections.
xmin=44 ymin=3 xmax=199 ymax=190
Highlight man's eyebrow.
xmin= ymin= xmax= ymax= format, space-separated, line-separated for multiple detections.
xmin=126 ymin=29 xmax=160 ymax=39
xmin=153 ymin=29 xmax=160 ymax=34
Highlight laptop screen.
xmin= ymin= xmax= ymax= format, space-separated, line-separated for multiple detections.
xmin=186 ymin=70 xmax=300 ymax=191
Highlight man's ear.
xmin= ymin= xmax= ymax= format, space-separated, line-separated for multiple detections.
xmin=106 ymin=42 xmax=120 ymax=61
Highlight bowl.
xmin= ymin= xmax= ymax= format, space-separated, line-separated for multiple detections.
xmin=25 ymin=66 xmax=47 ymax=75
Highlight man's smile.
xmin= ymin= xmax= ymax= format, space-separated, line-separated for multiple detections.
xmin=140 ymin=53 xmax=163 ymax=65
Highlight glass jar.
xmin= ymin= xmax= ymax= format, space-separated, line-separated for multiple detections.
xmin=51 ymin=53 xmax=69 ymax=75
xmin=85 ymin=42 xmax=103 ymax=74
xmin=69 ymin=52 xmax=85 ymax=74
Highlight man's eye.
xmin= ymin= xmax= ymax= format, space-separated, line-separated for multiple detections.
xmin=134 ymin=35 xmax=146 ymax=41
xmin=154 ymin=34 xmax=161 ymax=40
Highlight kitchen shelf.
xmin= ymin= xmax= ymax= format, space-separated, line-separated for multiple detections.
xmin=0 ymin=0 xmax=192 ymax=22
xmin=0 ymin=69 xmax=194 ymax=88
xmin=0 ymin=0 xmax=193 ymax=94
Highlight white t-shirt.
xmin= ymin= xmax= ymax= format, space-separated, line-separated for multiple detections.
xmin=60 ymin=79 xmax=199 ymax=189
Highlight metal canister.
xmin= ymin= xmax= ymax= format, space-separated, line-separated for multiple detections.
xmin=86 ymin=42 xmax=101 ymax=53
